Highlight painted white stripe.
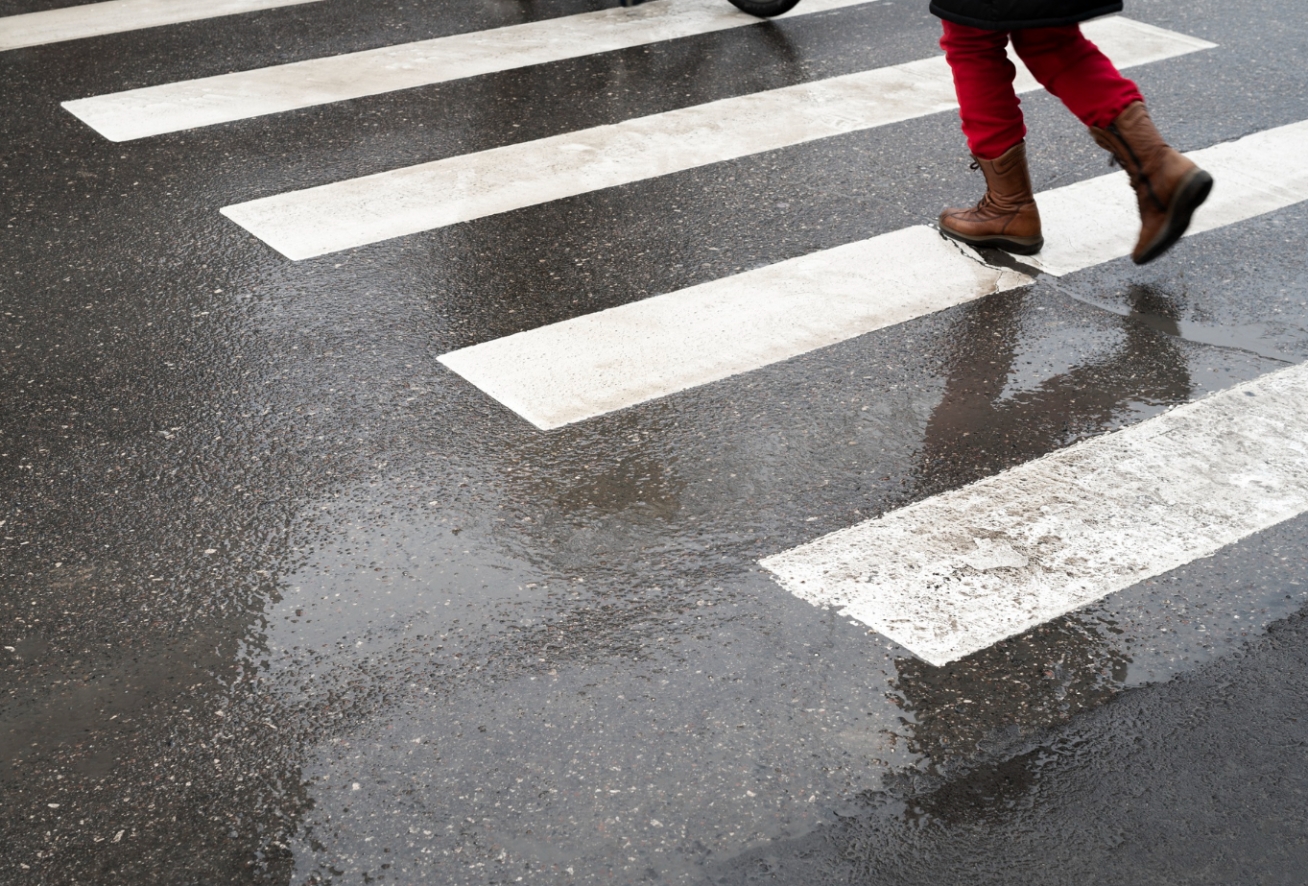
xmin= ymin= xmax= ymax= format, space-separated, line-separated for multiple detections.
xmin=761 ymin=360 xmax=1308 ymax=666
xmin=441 ymin=227 xmax=1031 ymax=429
xmin=0 ymin=0 xmax=324 ymax=52
xmin=64 ymin=0 xmax=877 ymax=142
xmin=437 ymin=119 xmax=1308 ymax=430
xmin=220 ymin=17 xmax=1212 ymax=260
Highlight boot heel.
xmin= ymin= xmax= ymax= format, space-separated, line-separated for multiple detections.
xmin=1135 ymin=168 xmax=1213 ymax=265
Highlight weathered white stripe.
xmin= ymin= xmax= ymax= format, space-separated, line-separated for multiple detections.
xmin=437 ymin=119 xmax=1308 ymax=430
xmin=0 ymin=0 xmax=323 ymax=52
xmin=220 ymin=17 xmax=1211 ymax=260
xmin=440 ymin=227 xmax=1031 ymax=429
xmin=63 ymin=0 xmax=877 ymax=141
xmin=761 ymin=361 xmax=1308 ymax=667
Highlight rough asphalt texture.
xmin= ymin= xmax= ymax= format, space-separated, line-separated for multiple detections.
xmin=2 ymin=0 xmax=1306 ymax=882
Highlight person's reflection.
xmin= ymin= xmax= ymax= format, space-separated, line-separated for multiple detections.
xmin=891 ymin=617 xmax=1130 ymax=767
xmin=914 ymin=284 xmax=1192 ymax=496
xmin=890 ymin=284 xmax=1190 ymax=765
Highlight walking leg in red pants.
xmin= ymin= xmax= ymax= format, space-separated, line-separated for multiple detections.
xmin=937 ymin=20 xmax=1212 ymax=265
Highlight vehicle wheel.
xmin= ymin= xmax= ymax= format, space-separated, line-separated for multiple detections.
xmin=726 ymin=0 xmax=801 ymax=18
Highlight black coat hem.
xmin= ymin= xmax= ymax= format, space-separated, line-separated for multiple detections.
xmin=929 ymin=2 xmax=1123 ymax=30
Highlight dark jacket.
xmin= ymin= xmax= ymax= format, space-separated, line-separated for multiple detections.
xmin=929 ymin=0 xmax=1123 ymax=29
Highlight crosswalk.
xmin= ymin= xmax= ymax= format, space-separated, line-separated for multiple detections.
xmin=32 ymin=0 xmax=1308 ymax=667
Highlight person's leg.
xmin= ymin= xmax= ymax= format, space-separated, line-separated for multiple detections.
xmin=1012 ymin=25 xmax=1210 ymax=264
xmin=939 ymin=20 xmax=1025 ymax=160
xmin=937 ymin=20 xmax=1042 ymax=254
xmin=1010 ymin=25 xmax=1141 ymax=128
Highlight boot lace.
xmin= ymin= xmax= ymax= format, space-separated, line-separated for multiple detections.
xmin=967 ymin=160 xmax=999 ymax=210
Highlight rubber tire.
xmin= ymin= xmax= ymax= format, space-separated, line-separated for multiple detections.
xmin=726 ymin=0 xmax=801 ymax=18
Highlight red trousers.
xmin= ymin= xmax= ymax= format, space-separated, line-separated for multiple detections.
xmin=940 ymin=20 xmax=1144 ymax=160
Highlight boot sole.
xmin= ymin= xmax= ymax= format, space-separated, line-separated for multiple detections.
xmin=938 ymin=226 xmax=1044 ymax=256
xmin=1134 ymin=169 xmax=1214 ymax=265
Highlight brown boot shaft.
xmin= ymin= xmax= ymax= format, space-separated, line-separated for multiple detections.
xmin=939 ymin=141 xmax=1043 ymax=255
xmin=1090 ymin=102 xmax=1213 ymax=264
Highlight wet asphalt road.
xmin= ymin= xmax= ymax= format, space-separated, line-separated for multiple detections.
xmin=3 ymin=0 xmax=1308 ymax=883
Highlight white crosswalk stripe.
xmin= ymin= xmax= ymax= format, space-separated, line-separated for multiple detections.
xmin=438 ymin=119 xmax=1308 ymax=429
xmin=441 ymin=227 xmax=1031 ymax=430
xmin=63 ymin=0 xmax=877 ymax=141
xmin=0 ymin=0 xmax=324 ymax=52
xmin=218 ymin=16 xmax=1211 ymax=260
xmin=760 ymin=360 xmax=1308 ymax=666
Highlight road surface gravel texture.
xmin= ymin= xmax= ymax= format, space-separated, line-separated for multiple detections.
xmin=1 ymin=0 xmax=1306 ymax=883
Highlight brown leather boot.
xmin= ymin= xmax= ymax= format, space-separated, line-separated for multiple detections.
xmin=938 ymin=140 xmax=1043 ymax=255
xmin=1090 ymin=102 xmax=1213 ymax=265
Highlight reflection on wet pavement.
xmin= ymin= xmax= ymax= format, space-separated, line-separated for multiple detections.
xmin=891 ymin=619 xmax=1129 ymax=764
xmin=913 ymin=286 xmax=1193 ymax=497
xmin=1069 ymin=282 xmax=1305 ymax=364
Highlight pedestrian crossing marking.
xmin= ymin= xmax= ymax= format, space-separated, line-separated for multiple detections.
xmin=219 ymin=17 xmax=1212 ymax=260
xmin=761 ymin=358 xmax=1308 ymax=667
xmin=440 ymin=227 xmax=1031 ymax=429
xmin=0 ymin=0 xmax=324 ymax=52
xmin=438 ymin=119 xmax=1308 ymax=430
xmin=63 ymin=0 xmax=878 ymax=142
